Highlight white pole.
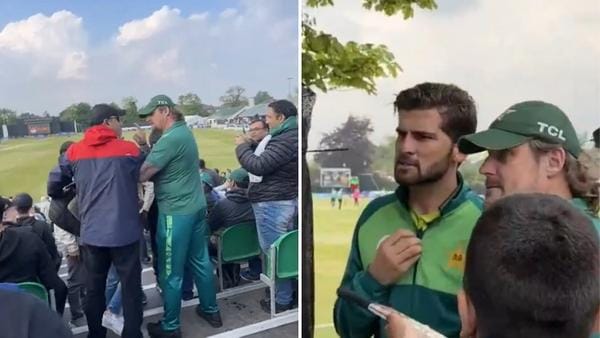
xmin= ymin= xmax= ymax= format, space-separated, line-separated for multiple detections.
xmin=73 ymin=120 xmax=78 ymax=133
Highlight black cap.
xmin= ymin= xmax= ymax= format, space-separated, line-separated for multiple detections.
xmin=90 ymin=104 xmax=126 ymax=126
xmin=12 ymin=193 xmax=33 ymax=211
xmin=593 ymin=127 xmax=600 ymax=148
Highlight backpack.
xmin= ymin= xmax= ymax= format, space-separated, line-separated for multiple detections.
xmin=48 ymin=190 xmax=80 ymax=236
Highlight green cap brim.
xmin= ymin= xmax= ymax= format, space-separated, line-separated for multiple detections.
xmin=138 ymin=105 xmax=154 ymax=117
xmin=458 ymin=128 xmax=531 ymax=154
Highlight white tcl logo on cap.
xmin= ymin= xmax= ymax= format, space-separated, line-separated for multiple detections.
xmin=537 ymin=122 xmax=566 ymax=141
xmin=157 ymin=100 xmax=168 ymax=105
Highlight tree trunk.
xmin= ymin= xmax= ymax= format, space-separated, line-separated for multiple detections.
xmin=301 ymin=86 xmax=316 ymax=338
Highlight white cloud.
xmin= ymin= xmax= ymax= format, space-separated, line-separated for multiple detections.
xmin=220 ymin=8 xmax=238 ymax=19
xmin=0 ymin=10 xmax=88 ymax=80
xmin=0 ymin=1 xmax=297 ymax=114
xmin=58 ymin=51 xmax=88 ymax=80
xmin=143 ymin=49 xmax=184 ymax=82
xmin=189 ymin=12 xmax=209 ymax=21
xmin=116 ymin=6 xmax=181 ymax=46
xmin=306 ymin=0 xmax=600 ymax=147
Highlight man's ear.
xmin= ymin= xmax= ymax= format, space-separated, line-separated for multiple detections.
xmin=458 ymin=289 xmax=477 ymax=338
xmin=453 ymin=143 xmax=467 ymax=164
xmin=543 ymin=147 xmax=567 ymax=179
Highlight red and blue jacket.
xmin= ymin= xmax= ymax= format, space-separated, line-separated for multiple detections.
xmin=61 ymin=125 xmax=143 ymax=247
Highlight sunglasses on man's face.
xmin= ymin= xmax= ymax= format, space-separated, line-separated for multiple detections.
xmin=107 ymin=116 xmax=121 ymax=123
xmin=249 ymin=127 xmax=265 ymax=132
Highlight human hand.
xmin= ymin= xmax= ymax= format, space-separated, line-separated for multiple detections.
xmin=235 ymin=135 xmax=249 ymax=145
xmin=368 ymin=229 xmax=421 ymax=285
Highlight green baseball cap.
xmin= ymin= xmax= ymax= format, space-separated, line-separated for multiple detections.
xmin=229 ymin=168 xmax=249 ymax=184
xmin=139 ymin=94 xmax=175 ymax=117
xmin=458 ymin=101 xmax=581 ymax=158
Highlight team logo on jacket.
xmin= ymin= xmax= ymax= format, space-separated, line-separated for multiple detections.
xmin=448 ymin=247 xmax=465 ymax=271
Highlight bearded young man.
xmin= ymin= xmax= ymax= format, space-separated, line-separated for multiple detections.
xmin=333 ymin=83 xmax=483 ymax=338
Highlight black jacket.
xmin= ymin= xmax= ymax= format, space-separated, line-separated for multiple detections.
xmin=12 ymin=216 xmax=61 ymax=270
xmin=236 ymin=128 xmax=298 ymax=202
xmin=208 ymin=188 xmax=255 ymax=232
xmin=0 ymin=228 xmax=67 ymax=313
xmin=0 ymin=288 xmax=72 ymax=338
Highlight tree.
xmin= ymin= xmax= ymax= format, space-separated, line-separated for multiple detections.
xmin=302 ymin=1 xmax=438 ymax=336
xmin=0 ymin=108 xmax=18 ymax=124
xmin=314 ymin=115 xmax=376 ymax=175
xmin=372 ymin=135 xmax=396 ymax=176
xmin=178 ymin=93 xmax=207 ymax=116
xmin=121 ymin=97 xmax=139 ymax=126
xmin=59 ymin=102 xmax=92 ymax=126
xmin=19 ymin=112 xmax=44 ymax=119
xmin=253 ymin=91 xmax=274 ymax=105
xmin=219 ymin=86 xmax=249 ymax=108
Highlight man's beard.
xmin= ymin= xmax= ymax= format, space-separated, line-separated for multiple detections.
xmin=394 ymin=151 xmax=453 ymax=186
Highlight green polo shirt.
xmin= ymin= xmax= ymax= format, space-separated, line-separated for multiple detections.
xmin=146 ymin=121 xmax=206 ymax=215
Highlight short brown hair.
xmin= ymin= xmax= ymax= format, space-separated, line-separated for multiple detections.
xmin=394 ymin=82 xmax=477 ymax=143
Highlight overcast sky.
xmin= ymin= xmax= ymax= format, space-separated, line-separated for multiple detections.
xmin=0 ymin=0 xmax=298 ymax=114
xmin=306 ymin=0 xmax=600 ymax=147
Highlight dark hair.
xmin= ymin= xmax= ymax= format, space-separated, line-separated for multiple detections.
xmin=394 ymin=82 xmax=477 ymax=143
xmin=249 ymin=118 xmax=268 ymax=130
xmin=199 ymin=159 xmax=206 ymax=169
xmin=13 ymin=193 xmax=33 ymax=214
xmin=464 ymin=193 xmax=599 ymax=338
xmin=234 ymin=178 xmax=249 ymax=189
xmin=59 ymin=141 xmax=74 ymax=155
xmin=593 ymin=127 xmax=599 ymax=148
xmin=268 ymin=100 xmax=297 ymax=118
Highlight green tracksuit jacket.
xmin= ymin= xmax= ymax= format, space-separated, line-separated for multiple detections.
xmin=334 ymin=176 xmax=483 ymax=338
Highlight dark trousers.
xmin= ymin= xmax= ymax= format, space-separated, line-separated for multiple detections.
xmin=50 ymin=274 xmax=68 ymax=316
xmin=148 ymin=202 xmax=159 ymax=278
xmin=66 ymin=249 xmax=86 ymax=317
xmin=82 ymin=242 xmax=143 ymax=338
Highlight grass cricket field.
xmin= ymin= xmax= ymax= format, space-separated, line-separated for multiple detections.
xmin=313 ymin=196 xmax=368 ymax=338
xmin=0 ymin=128 xmax=239 ymax=200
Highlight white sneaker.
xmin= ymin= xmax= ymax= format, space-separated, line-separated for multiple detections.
xmin=102 ymin=311 xmax=124 ymax=336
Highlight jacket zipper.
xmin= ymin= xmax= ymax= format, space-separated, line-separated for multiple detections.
xmin=410 ymin=228 xmax=424 ymax=312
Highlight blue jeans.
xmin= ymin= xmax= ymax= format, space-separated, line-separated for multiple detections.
xmin=105 ymin=265 xmax=122 ymax=315
xmin=252 ymin=199 xmax=297 ymax=305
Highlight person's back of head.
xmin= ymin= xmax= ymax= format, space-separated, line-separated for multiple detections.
xmin=461 ymin=193 xmax=599 ymax=338
xmin=59 ymin=141 xmax=74 ymax=156
xmin=199 ymin=159 xmax=206 ymax=169
xmin=268 ymin=100 xmax=297 ymax=119
xmin=12 ymin=193 xmax=33 ymax=215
